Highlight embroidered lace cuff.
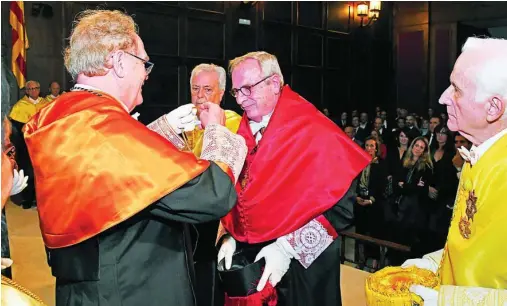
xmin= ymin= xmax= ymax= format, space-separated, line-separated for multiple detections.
xmin=200 ymin=123 xmax=247 ymax=183
xmin=283 ymin=216 xmax=338 ymax=269
xmin=147 ymin=115 xmax=186 ymax=150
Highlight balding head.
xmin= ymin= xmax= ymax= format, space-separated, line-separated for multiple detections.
xmin=49 ymin=81 xmax=61 ymax=96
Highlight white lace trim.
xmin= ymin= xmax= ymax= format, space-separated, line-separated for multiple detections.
xmin=284 ymin=219 xmax=334 ymax=269
xmin=147 ymin=115 xmax=186 ymax=150
xmin=200 ymin=123 xmax=247 ymax=183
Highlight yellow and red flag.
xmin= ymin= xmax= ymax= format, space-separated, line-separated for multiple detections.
xmin=10 ymin=1 xmax=29 ymax=89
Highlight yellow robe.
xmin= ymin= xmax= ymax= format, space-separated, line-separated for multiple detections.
xmin=183 ymin=110 xmax=241 ymax=157
xmin=434 ymin=133 xmax=507 ymax=305
xmin=8 ymin=96 xmax=51 ymax=124
xmin=44 ymin=94 xmax=59 ymax=103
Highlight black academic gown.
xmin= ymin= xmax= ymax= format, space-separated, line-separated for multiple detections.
xmin=49 ymin=163 xmax=236 ymax=306
xmin=228 ymin=179 xmax=357 ymax=306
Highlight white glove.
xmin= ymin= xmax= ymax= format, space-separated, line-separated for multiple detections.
xmin=410 ymin=285 xmax=438 ymax=306
xmin=254 ymin=237 xmax=300 ymax=291
xmin=217 ymin=235 xmax=236 ymax=270
xmin=165 ymin=104 xmax=199 ymax=134
xmin=10 ymin=169 xmax=29 ymax=196
xmin=401 ymin=257 xmax=439 ymax=274
xmin=1 ymin=258 xmax=13 ymax=270
xmin=131 ymin=112 xmax=140 ymax=120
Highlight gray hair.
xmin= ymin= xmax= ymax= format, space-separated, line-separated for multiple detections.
xmin=190 ymin=64 xmax=226 ymax=90
xmin=461 ymin=37 xmax=507 ymax=118
xmin=229 ymin=51 xmax=284 ymax=86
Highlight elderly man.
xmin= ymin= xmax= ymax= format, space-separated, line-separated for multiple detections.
xmin=216 ymin=51 xmax=370 ymax=305
xmin=7 ymin=80 xmax=47 ymax=209
xmin=185 ymin=64 xmax=241 ymax=157
xmin=403 ymin=37 xmax=507 ymax=305
xmin=9 ymin=81 xmax=50 ymax=124
xmin=183 ymin=63 xmax=242 ymax=306
xmin=23 ymin=10 xmax=247 ymax=306
xmin=45 ymin=81 xmax=62 ymax=102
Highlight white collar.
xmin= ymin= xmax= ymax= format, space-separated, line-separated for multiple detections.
xmin=360 ymin=123 xmax=367 ymax=128
xmin=29 ymin=97 xmax=41 ymax=104
xmin=473 ymin=128 xmax=507 ymax=162
xmin=249 ymin=112 xmax=273 ymax=136
xmin=50 ymin=94 xmax=59 ymax=99
xmin=73 ymin=84 xmax=129 ymax=112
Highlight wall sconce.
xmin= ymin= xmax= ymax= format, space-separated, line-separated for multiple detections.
xmin=356 ymin=1 xmax=381 ymax=27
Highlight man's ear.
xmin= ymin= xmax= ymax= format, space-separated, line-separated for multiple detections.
xmin=110 ymin=51 xmax=125 ymax=78
xmin=270 ymin=74 xmax=281 ymax=93
xmin=486 ymin=96 xmax=505 ymax=123
xmin=218 ymin=89 xmax=225 ymax=104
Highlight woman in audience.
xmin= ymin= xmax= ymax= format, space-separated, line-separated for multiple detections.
xmin=427 ymin=124 xmax=459 ymax=250
xmin=391 ymin=137 xmax=433 ymax=263
xmin=370 ymin=130 xmax=387 ymax=159
xmin=355 ymin=136 xmax=388 ymax=271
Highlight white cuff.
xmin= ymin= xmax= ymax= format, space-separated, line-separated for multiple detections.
xmin=147 ymin=115 xmax=186 ymax=150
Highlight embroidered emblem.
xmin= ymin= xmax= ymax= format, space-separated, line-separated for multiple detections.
xmin=459 ymin=217 xmax=471 ymax=239
xmin=466 ymin=190 xmax=478 ymax=221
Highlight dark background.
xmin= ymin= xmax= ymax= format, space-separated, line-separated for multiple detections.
xmin=3 ymin=2 xmax=507 ymax=123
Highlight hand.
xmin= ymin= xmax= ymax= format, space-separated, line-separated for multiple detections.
xmin=254 ymin=237 xmax=299 ymax=291
xmin=410 ymin=285 xmax=438 ymax=306
xmin=165 ymin=104 xmax=199 ymax=134
xmin=1 ymin=258 xmax=13 ymax=270
xmin=417 ymin=177 xmax=425 ymax=187
xmin=199 ymin=102 xmax=225 ymax=128
xmin=398 ymin=182 xmax=404 ymax=188
xmin=10 ymin=169 xmax=29 ymax=196
xmin=217 ymin=235 xmax=236 ymax=270
xmin=428 ymin=186 xmax=438 ymax=200
xmin=401 ymin=258 xmax=438 ymax=273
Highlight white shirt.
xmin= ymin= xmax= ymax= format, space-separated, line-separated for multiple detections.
xmin=29 ymin=97 xmax=42 ymax=104
xmin=72 ymin=83 xmax=129 ymax=112
xmin=473 ymin=128 xmax=507 ymax=163
xmin=249 ymin=112 xmax=273 ymax=144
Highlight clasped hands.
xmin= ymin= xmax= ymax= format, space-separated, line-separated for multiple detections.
xmin=217 ymin=235 xmax=298 ymax=292
xmin=165 ymin=102 xmax=225 ymax=134
xmin=401 ymin=258 xmax=439 ymax=306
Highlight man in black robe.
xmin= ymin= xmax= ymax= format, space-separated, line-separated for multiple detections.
xmin=23 ymin=10 xmax=247 ymax=306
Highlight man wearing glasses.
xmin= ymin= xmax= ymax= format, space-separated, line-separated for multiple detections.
xmin=23 ymin=9 xmax=247 ymax=306
xmin=8 ymin=80 xmax=45 ymax=209
xmin=9 ymin=80 xmax=50 ymax=124
xmin=216 ymin=51 xmax=371 ymax=305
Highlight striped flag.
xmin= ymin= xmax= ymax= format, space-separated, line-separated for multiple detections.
xmin=10 ymin=1 xmax=29 ymax=89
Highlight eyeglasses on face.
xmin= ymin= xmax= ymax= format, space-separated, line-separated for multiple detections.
xmin=26 ymin=87 xmax=40 ymax=91
xmin=125 ymin=52 xmax=154 ymax=75
xmin=230 ymin=75 xmax=273 ymax=98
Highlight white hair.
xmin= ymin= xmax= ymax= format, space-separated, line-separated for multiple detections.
xmin=190 ymin=64 xmax=226 ymax=90
xmin=229 ymin=51 xmax=284 ymax=86
xmin=462 ymin=37 xmax=507 ymax=118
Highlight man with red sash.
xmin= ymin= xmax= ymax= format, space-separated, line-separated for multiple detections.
xmin=23 ymin=10 xmax=247 ymax=306
xmin=216 ymin=51 xmax=371 ymax=305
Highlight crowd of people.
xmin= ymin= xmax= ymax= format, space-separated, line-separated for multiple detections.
xmin=324 ymin=107 xmax=472 ymax=269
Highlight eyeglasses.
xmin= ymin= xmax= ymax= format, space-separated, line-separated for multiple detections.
xmin=125 ymin=52 xmax=154 ymax=75
xmin=230 ymin=75 xmax=273 ymax=98
xmin=26 ymin=87 xmax=40 ymax=90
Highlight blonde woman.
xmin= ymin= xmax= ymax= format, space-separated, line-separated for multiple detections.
xmin=391 ymin=136 xmax=433 ymax=263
